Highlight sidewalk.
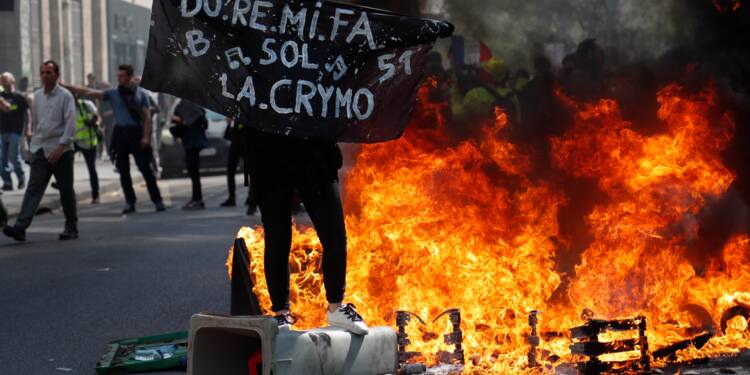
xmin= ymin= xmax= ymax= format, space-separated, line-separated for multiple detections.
xmin=0 ymin=153 xmax=139 ymax=218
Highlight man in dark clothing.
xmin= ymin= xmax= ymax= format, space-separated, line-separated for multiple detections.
xmin=245 ymin=127 xmax=369 ymax=335
xmin=560 ymin=39 xmax=609 ymax=102
xmin=64 ymin=65 xmax=166 ymax=214
xmin=0 ymin=72 xmax=30 ymax=190
xmin=171 ymin=99 xmax=207 ymax=210
xmin=221 ymin=119 xmax=257 ymax=215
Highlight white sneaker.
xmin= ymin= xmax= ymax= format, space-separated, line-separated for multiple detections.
xmin=327 ymin=303 xmax=369 ymax=335
xmin=274 ymin=312 xmax=298 ymax=332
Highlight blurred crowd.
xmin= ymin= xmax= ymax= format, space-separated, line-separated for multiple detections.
xmin=0 ymin=62 xmax=255 ymax=242
xmin=420 ymin=36 xmax=748 ymax=164
xmin=421 ymin=38 xmax=641 ymax=139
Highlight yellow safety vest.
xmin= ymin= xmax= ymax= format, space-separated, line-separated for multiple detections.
xmin=75 ymin=99 xmax=99 ymax=150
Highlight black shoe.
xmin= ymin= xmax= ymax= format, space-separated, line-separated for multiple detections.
xmin=220 ymin=198 xmax=236 ymax=207
xmin=2 ymin=185 xmax=12 ymax=191
xmin=3 ymin=226 xmax=26 ymax=242
xmin=274 ymin=312 xmax=298 ymax=331
xmin=155 ymin=202 xmax=166 ymax=212
xmin=59 ymin=229 xmax=79 ymax=240
xmin=92 ymin=196 xmax=100 ymax=205
xmin=246 ymin=203 xmax=257 ymax=216
xmin=17 ymin=179 xmax=25 ymax=190
xmin=122 ymin=203 xmax=136 ymax=214
xmin=50 ymin=182 xmax=59 ymax=190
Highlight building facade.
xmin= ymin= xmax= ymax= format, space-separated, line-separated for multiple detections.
xmin=0 ymin=0 xmax=149 ymax=91
xmin=107 ymin=0 xmax=150 ymax=83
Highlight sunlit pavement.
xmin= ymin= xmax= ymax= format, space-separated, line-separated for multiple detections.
xmin=0 ymin=175 xmax=263 ymax=375
xmin=0 ymin=156 xmax=128 ymax=218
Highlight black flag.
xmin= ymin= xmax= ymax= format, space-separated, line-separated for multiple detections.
xmin=142 ymin=0 xmax=453 ymax=143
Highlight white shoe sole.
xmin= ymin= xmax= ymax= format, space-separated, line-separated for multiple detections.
xmin=327 ymin=320 xmax=369 ymax=336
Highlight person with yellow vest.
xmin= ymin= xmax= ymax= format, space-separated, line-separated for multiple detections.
xmin=74 ymin=97 xmax=101 ymax=204
xmin=450 ymin=58 xmax=522 ymax=125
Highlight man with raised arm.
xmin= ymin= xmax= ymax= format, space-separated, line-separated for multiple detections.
xmin=64 ymin=65 xmax=165 ymax=214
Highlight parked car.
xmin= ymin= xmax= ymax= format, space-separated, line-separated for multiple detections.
xmin=158 ymin=100 xmax=231 ymax=179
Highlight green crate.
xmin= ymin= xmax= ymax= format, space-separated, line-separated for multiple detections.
xmin=95 ymin=331 xmax=188 ymax=374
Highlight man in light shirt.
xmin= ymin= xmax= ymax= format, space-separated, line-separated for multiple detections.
xmin=3 ymin=61 xmax=78 ymax=242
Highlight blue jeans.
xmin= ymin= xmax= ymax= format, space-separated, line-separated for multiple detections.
xmin=1 ymin=133 xmax=25 ymax=186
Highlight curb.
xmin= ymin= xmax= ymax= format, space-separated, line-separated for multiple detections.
xmin=6 ymin=175 xmax=144 ymax=219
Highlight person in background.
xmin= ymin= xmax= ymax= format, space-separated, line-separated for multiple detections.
xmin=64 ymin=65 xmax=165 ymax=214
xmin=515 ymin=56 xmax=571 ymax=146
xmin=171 ymin=99 xmax=207 ymax=210
xmin=86 ymin=73 xmax=113 ymax=160
xmin=512 ymin=69 xmax=531 ymax=93
xmin=0 ymin=72 xmax=30 ymax=191
xmin=3 ymin=60 xmax=78 ymax=242
xmin=221 ymin=118 xmax=257 ymax=215
xmin=0 ymin=192 xmax=7 ymax=229
xmin=483 ymin=57 xmax=521 ymax=124
xmin=0 ymin=81 xmax=7 ymax=228
xmin=74 ymin=97 xmax=101 ymax=204
xmin=132 ymin=75 xmax=162 ymax=176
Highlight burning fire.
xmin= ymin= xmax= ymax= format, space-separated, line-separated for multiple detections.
xmin=228 ymin=80 xmax=750 ymax=372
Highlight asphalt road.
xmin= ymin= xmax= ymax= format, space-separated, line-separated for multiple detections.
xmin=0 ymin=175 xmax=261 ymax=375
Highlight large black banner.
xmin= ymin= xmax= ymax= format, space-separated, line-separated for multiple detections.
xmin=142 ymin=0 xmax=453 ymax=143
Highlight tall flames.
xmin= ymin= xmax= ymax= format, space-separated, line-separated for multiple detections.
xmin=228 ymin=80 xmax=750 ymax=372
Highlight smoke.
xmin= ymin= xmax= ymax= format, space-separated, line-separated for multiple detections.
xmin=442 ymin=0 xmax=699 ymax=67
xmin=348 ymin=0 xmax=750 ymax=303
xmin=429 ymin=0 xmax=750 ymax=294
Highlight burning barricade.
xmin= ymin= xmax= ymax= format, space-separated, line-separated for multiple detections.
xmin=227 ymin=73 xmax=750 ymax=373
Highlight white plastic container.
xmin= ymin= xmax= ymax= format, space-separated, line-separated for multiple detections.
xmin=188 ymin=313 xmax=398 ymax=375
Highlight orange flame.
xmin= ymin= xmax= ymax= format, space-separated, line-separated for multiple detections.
xmin=228 ymin=81 xmax=750 ymax=372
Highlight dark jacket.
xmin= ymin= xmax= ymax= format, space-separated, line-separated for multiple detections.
xmin=245 ymin=127 xmax=343 ymax=190
xmin=173 ymin=100 xmax=208 ymax=150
